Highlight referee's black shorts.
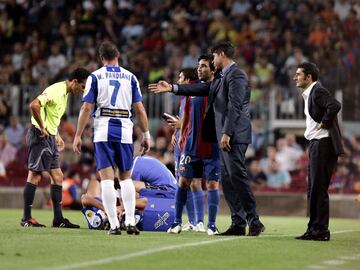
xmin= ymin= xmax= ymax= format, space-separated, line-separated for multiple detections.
xmin=26 ymin=125 xmax=60 ymax=172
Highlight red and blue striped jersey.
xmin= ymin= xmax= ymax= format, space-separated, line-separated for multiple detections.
xmin=179 ymin=95 xmax=219 ymax=159
xmin=173 ymin=96 xmax=187 ymax=157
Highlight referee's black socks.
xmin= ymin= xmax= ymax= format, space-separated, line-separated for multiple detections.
xmin=51 ymin=184 xmax=64 ymax=222
xmin=23 ymin=182 xmax=37 ymax=220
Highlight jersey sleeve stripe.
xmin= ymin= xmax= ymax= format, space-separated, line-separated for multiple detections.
xmin=82 ymin=74 xmax=98 ymax=103
xmin=131 ymin=75 xmax=142 ymax=103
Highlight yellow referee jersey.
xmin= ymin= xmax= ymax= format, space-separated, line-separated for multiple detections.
xmin=31 ymin=81 xmax=68 ymax=135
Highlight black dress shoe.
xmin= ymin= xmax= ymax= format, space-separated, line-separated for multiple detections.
xmin=248 ymin=222 xmax=266 ymax=236
xmin=295 ymin=231 xmax=312 ymax=240
xmin=218 ymin=226 xmax=246 ymax=236
xmin=295 ymin=230 xmax=330 ymax=241
xmin=312 ymin=231 xmax=330 ymax=241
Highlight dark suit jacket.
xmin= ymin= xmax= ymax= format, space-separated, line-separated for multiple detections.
xmin=174 ymin=64 xmax=252 ymax=145
xmin=308 ymin=82 xmax=344 ymax=156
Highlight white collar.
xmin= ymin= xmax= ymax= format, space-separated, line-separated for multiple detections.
xmin=302 ymin=81 xmax=317 ymax=98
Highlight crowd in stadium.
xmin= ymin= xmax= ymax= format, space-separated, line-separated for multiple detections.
xmin=0 ymin=0 xmax=360 ymax=195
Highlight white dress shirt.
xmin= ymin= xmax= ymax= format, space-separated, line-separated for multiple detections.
xmin=302 ymin=81 xmax=329 ymax=140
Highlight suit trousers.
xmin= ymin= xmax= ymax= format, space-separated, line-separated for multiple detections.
xmin=220 ymin=144 xmax=259 ymax=229
xmin=307 ymin=137 xmax=337 ymax=233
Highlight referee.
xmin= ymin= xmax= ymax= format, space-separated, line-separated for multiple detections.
xmin=21 ymin=68 xmax=90 ymax=228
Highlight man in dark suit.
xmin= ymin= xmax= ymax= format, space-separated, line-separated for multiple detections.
xmin=149 ymin=41 xmax=265 ymax=236
xmin=293 ymin=62 xmax=344 ymax=241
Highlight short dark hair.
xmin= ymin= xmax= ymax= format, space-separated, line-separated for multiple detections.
xmin=198 ymin=54 xmax=215 ymax=71
xmin=98 ymin=41 xmax=119 ymax=61
xmin=210 ymin=41 xmax=235 ymax=59
xmin=68 ymin=68 xmax=90 ymax=81
xmin=297 ymin=62 xmax=319 ymax=81
xmin=180 ymin=68 xmax=198 ymax=81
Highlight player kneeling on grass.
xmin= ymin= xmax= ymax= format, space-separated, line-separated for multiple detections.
xmin=21 ymin=68 xmax=90 ymax=228
xmin=81 ymin=177 xmax=147 ymax=230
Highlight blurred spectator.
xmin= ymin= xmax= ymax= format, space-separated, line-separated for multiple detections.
xmin=4 ymin=115 xmax=24 ymax=148
xmin=12 ymin=42 xmax=24 ymax=71
xmin=331 ymin=163 xmax=350 ymax=192
xmin=47 ymin=43 xmax=67 ymax=80
xmin=285 ymin=133 xmax=302 ymax=151
xmin=253 ymin=54 xmax=275 ymax=89
xmin=260 ymin=145 xmax=277 ymax=174
xmin=0 ymin=131 xmax=16 ymax=168
xmin=248 ymin=159 xmax=267 ymax=189
xmin=276 ymin=138 xmax=303 ymax=173
xmin=334 ymin=0 xmax=351 ymax=21
xmin=283 ymin=47 xmax=308 ymax=86
xmin=0 ymin=90 xmax=11 ymax=128
xmin=182 ymin=43 xmax=200 ymax=68
xmin=266 ymin=160 xmax=291 ymax=189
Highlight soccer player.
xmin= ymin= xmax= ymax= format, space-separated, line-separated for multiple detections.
xmin=168 ymin=57 xmax=221 ymax=235
xmin=131 ymin=155 xmax=177 ymax=192
xmin=73 ymin=41 xmax=150 ymax=235
xmin=81 ymin=178 xmax=147 ymax=230
xmin=166 ymin=68 xmax=199 ymax=231
xmin=21 ymin=67 xmax=90 ymax=228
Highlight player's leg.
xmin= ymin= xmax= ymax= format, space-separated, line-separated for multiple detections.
xmin=21 ymin=170 xmax=45 ymax=227
xmin=49 ymin=168 xmax=80 ymax=228
xmin=94 ymin=142 xmax=121 ymax=234
xmin=115 ymin=142 xmax=139 ymax=235
xmin=21 ymin=126 xmax=50 ymax=227
xmin=204 ymin=158 xmax=221 ymax=235
xmin=186 ymin=158 xmax=205 ymax=232
xmin=206 ymin=180 xmax=220 ymax=235
xmin=190 ymin=178 xmax=205 ymax=232
xmin=175 ymin=154 xmax=195 ymax=229
xmin=168 ymin=176 xmax=191 ymax=233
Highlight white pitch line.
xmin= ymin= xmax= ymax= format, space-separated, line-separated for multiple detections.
xmin=41 ymin=237 xmax=237 ymax=270
xmin=42 ymin=229 xmax=360 ymax=270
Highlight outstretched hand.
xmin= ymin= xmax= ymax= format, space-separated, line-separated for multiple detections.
xmin=148 ymin=80 xmax=172 ymax=94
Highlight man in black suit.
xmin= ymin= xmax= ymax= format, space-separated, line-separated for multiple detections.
xmin=293 ymin=62 xmax=344 ymax=241
xmin=149 ymin=41 xmax=265 ymax=236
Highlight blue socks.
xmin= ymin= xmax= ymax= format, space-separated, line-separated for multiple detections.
xmin=193 ymin=190 xmax=204 ymax=224
xmin=175 ymin=186 xmax=188 ymax=224
xmin=185 ymin=191 xmax=196 ymax=225
xmin=207 ymin=190 xmax=220 ymax=227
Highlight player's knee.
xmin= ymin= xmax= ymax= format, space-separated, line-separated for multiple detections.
xmin=206 ymin=180 xmax=219 ymax=190
xmin=190 ymin=179 xmax=202 ymax=191
xmin=52 ymin=173 xmax=64 ymax=185
xmin=81 ymin=194 xmax=88 ymax=207
xmin=27 ymin=171 xmax=42 ymax=185
xmin=179 ymin=178 xmax=190 ymax=189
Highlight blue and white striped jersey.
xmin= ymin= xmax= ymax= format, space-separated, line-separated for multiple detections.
xmin=83 ymin=65 xmax=142 ymax=143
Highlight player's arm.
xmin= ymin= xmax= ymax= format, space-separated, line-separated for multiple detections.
xmin=29 ymin=98 xmax=49 ymax=137
xmin=133 ymin=101 xmax=150 ymax=155
xmin=149 ymin=80 xmax=210 ymax=96
xmin=73 ymin=102 xmax=93 ymax=154
xmin=81 ymin=194 xmax=105 ymax=211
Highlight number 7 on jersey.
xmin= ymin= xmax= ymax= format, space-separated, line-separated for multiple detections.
xmin=110 ymin=80 xmax=121 ymax=106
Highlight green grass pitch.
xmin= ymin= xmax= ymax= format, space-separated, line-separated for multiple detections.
xmin=0 ymin=209 xmax=359 ymax=270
